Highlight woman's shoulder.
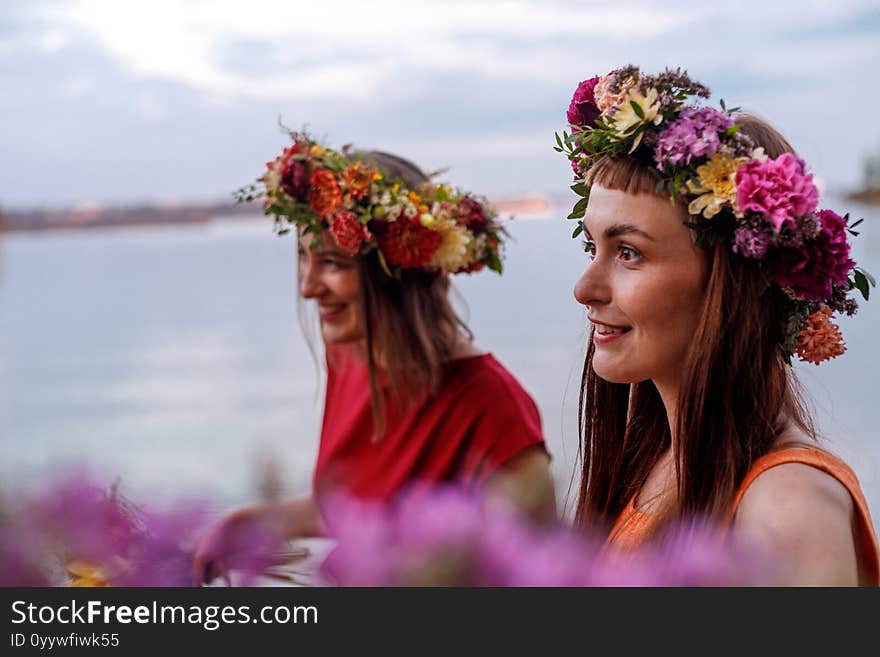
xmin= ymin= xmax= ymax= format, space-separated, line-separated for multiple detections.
xmin=735 ymin=434 xmax=859 ymax=524
xmin=435 ymin=351 xmax=541 ymax=430
xmin=446 ymin=351 xmax=534 ymax=400
xmin=732 ymin=443 xmax=864 ymax=585
xmin=736 ymin=455 xmax=855 ymax=524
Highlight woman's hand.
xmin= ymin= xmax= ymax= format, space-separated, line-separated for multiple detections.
xmin=191 ymin=495 xmax=323 ymax=586
xmin=191 ymin=504 xmax=275 ymax=586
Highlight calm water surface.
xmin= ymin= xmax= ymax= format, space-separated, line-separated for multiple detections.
xmin=3 ymin=200 xmax=879 ymax=521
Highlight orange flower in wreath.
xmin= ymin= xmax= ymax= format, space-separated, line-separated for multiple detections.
xmin=339 ymin=163 xmax=373 ymax=201
xmin=795 ymin=306 xmax=846 ymax=364
xmin=309 ymin=168 xmax=343 ymax=218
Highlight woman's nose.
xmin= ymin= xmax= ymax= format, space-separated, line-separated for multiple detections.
xmin=573 ymin=262 xmax=609 ymax=307
xmin=299 ymin=259 xmax=324 ymax=299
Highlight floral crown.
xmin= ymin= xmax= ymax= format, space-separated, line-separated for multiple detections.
xmin=237 ymin=130 xmax=505 ymax=276
xmin=555 ymin=65 xmax=874 ymax=365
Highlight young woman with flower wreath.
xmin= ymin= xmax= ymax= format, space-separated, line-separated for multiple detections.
xmin=192 ymin=135 xmax=555 ymax=585
xmin=558 ymin=66 xmax=879 ymax=585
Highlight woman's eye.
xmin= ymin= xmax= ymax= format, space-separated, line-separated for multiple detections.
xmin=582 ymin=239 xmax=596 ymax=259
xmin=618 ymin=245 xmax=640 ymax=262
xmin=324 ymin=257 xmax=354 ymax=270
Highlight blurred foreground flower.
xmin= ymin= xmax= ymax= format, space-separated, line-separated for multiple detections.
xmin=2 ymin=476 xmax=773 ymax=587
xmin=0 ymin=474 xmax=286 ymax=587
xmin=320 ymin=487 xmax=774 ymax=586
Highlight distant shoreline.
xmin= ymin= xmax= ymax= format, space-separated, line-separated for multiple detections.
xmin=846 ymin=188 xmax=880 ymax=206
xmin=0 ymin=196 xmax=555 ymax=233
xmin=0 ymin=203 xmax=253 ymax=233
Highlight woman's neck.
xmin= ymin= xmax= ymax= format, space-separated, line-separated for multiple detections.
xmin=632 ymin=377 xmax=681 ymax=514
xmin=348 ymin=333 xmax=485 ymax=367
xmin=448 ymin=335 xmax=486 ymax=360
xmin=654 ymin=377 xmax=680 ymax=450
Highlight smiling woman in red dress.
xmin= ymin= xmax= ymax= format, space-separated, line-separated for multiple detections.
xmin=192 ymin=136 xmax=554 ymax=585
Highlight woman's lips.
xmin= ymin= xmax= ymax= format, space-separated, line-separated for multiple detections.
xmin=319 ymin=305 xmax=346 ymax=321
xmin=592 ymin=329 xmax=628 ymax=345
xmin=590 ymin=320 xmax=631 ymax=345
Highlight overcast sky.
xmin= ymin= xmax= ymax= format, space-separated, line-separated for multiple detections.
xmin=2 ymin=0 xmax=879 ymax=208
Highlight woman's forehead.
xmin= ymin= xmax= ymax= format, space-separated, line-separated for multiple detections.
xmin=584 ymin=185 xmax=687 ymax=239
xmin=298 ymin=230 xmax=359 ymax=259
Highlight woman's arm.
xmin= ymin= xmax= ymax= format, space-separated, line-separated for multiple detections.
xmin=485 ymin=445 xmax=557 ymax=525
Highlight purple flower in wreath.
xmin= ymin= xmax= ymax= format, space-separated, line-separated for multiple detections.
xmin=732 ymin=224 xmax=773 ymax=259
xmin=654 ymin=107 xmax=735 ymax=170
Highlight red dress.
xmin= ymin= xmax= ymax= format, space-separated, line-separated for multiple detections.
xmin=313 ymin=345 xmax=547 ymax=502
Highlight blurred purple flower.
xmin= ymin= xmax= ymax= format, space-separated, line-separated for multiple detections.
xmin=318 ymin=486 xmax=770 ymax=587
xmin=25 ymin=475 xmax=136 ymax=564
xmin=115 ymin=505 xmax=208 ymax=587
xmin=0 ymin=473 xmax=289 ymax=587
xmin=320 ymin=494 xmax=396 ymax=586
xmin=0 ymin=530 xmax=52 ymax=586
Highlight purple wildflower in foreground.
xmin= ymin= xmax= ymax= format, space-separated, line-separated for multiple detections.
xmin=320 ymin=486 xmax=773 ymax=587
xmin=0 ymin=473 xmax=288 ymax=587
xmin=2 ymin=476 xmax=773 ymax=587
xmin=0 ymin=530 xmax=52 ymax=586
xmin=25 ymin=475 xmax=137 ymax=564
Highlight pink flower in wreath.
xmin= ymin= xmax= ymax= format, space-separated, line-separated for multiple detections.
xmin=735 ymin=153 xmax=819 ymax=232
xmin=593 ymin=72 xmax=635 ymax=114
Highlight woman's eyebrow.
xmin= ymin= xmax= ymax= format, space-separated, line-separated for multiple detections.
xmin=604 ymin=223 xmax=656 ymax=241
xmin=315 ymin=248 xmax=356 ymax=260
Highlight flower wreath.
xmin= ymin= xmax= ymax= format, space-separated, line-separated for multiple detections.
xmin=556 ymin=65 xmax=875 ymax=365
xmin=237 ymin=130 xmax=505 ymax=276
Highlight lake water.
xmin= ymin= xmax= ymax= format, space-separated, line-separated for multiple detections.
xmin=3 ymin=199 xmax=879 ymax=523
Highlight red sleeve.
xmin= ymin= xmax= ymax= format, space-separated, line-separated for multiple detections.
xmin=451 ymin=359 xmax=547 ymax=485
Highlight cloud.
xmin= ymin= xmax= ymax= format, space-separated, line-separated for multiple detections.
xmin=2 ymin=0 xmax=879 ymax=205
xmin=39 ymin=0 xmax=692 ymax=101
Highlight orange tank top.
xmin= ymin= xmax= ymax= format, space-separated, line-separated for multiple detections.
xmin=604 ymin=448 xmax=880 ymax=585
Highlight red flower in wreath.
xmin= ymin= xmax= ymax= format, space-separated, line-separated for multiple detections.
xmin=278 ymin=144 xmax=310 ymax=202
xmin=330 ymin=210 xmax=371 ymax=252
xmin=377 ymin=217 xmax=441 ymax=269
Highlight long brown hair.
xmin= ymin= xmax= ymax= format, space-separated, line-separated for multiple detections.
xmin=574 ymin=112 xmax=816 ymax=533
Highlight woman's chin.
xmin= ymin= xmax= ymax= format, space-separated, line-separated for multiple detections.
xmin=591 ymin=361 xmax=638 ymax=385
xmin=320 ymin=327 xmax=364 ymax=345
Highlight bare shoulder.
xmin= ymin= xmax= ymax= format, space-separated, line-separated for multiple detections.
xmin=734 ymin=461 xmax=859 ymax=585
xmin=737 ymin=461 xmax=854 ymax=523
